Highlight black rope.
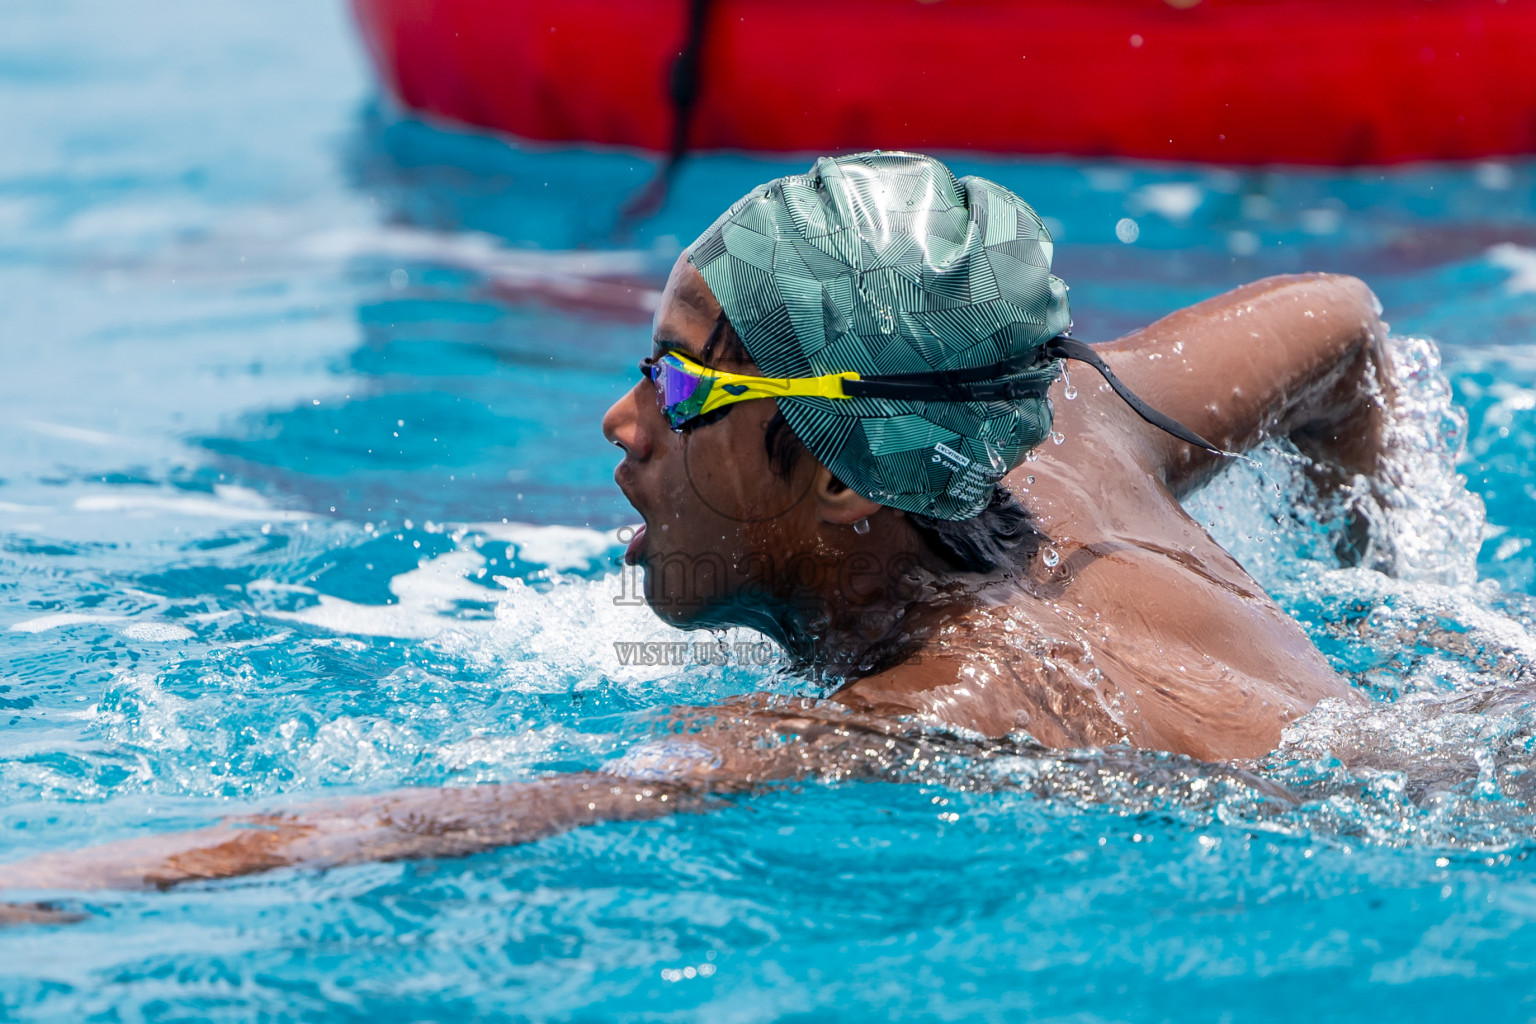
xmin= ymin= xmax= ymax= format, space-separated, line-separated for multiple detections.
xmin=618 ymin=0 xmax=713 ymax=227
xmin=1044 ymin=337 xmax=1227 ymax=456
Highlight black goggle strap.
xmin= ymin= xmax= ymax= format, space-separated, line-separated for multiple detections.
xmin=640 ymin=341 xmax=1227 ymax=456
xmin=843 ymin=359 xmax=1050 ymax=403
xmin=842 ymin=340 xmax=1227 ymax=457
xmin=1043 ymin=337 xmax=1228 ymax=457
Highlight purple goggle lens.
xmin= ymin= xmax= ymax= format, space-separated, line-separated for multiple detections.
xmin=642 ymin=355 xmax=710 ymax=430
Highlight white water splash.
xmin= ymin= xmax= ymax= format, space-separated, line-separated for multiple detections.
xmin=254 ymin=522 xmax=777 ymax=700
xmin=1189 ymin=333 xmax=1486 ymax=587
xmin=472 ymin=521 xmax=616 ymax=572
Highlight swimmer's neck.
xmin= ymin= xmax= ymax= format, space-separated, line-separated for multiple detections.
xmin=726 ymin=513 xmax=994 ymax=681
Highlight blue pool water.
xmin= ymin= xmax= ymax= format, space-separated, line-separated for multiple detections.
xmin=5 ymin=1 xmax=1536 ymax=1019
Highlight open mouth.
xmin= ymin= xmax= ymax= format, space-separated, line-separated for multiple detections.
xmin=612 ymin=462 xmax=649 ymax=565
xmin=624 ymin=522 xmax=647 ymax=564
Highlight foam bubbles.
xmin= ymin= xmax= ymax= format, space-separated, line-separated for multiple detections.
xmin=122 ymin=622 xmax=195 ymax=642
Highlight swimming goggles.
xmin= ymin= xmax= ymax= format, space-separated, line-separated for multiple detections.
xmin=641 ymin=349 xmax=1055 ymax=432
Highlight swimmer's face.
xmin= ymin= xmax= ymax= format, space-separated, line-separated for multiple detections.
xmin=602 ymin=255 xmax=823 ymax=631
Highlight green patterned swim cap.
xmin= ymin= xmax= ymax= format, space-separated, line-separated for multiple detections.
xmin=688 ymin=151 xmax=1071 ymax=522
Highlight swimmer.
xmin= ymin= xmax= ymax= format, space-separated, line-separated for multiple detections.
xmin=0 ymin=152 xmax=1390 ymax=897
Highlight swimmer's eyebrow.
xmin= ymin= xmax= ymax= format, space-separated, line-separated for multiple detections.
xmin=654 ymin=314 xmax=735 ymax=367
xmin=651 ymin=334 xmax=705 ymax=363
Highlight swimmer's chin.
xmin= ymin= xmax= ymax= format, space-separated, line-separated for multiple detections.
xmin=643 ymin=598 xmax=740 ymax=632
xmin=639 ymin=581 xmax=778 ymax=636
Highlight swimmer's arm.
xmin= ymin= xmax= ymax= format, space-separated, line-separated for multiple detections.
xmin=1089 ymin=273 xmax=1389 ymax=493
xmin=0 ymin=700 xmax=898 ymax=893
xmin=0 ymin=775 xmax=710 ymax=893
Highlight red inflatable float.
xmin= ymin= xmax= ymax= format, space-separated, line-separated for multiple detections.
xmin=350 ymin=0 xmax=1536 ymax=165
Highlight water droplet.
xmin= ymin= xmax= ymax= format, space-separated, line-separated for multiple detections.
xmin=1062 ymin=368 xmax=1077 ymax=400
xmin=1051 ymin=431 xmax=1066 ymax=445
xmin=1041 ymin=546 xmax=1060 ymax=567
xmin=1025 ymin=449 xmax=1040 ymax=462
xmin=1026 ymin=475 xmax=1035 ymax=484
xmin=984 ymin=442 xmax=1007 ymax=472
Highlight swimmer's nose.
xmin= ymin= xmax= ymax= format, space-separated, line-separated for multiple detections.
xmin=602 ymin=383 xmax=654 ymax=461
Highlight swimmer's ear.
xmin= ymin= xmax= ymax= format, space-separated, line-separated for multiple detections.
xmin=812 ymin=466 xmax=883 ymax=526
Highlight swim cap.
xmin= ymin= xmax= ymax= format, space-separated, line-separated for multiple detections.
xmin=688 ymin=151 xmax=1070 ymax=521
